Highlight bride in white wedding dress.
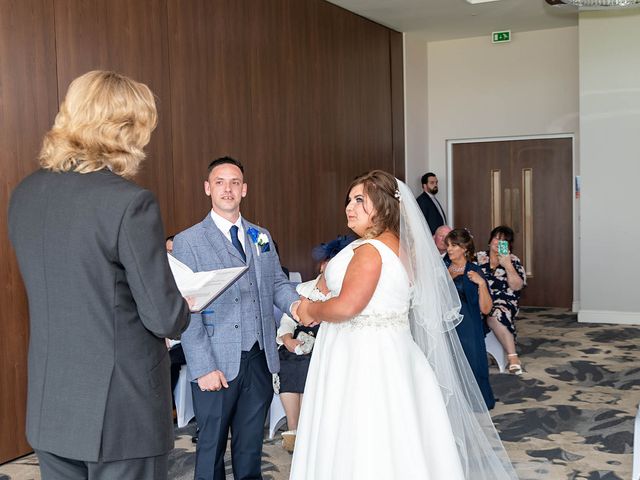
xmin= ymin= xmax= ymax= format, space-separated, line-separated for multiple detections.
xmin=290 ymin=170 xmax=518 ymax=480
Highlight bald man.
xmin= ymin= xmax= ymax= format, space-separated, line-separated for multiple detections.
xmin=433 ymin=225 xmax=452 ymax=256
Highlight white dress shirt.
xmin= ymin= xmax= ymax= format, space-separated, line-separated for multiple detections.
xmin=210 ymin=209 xmax=245 ymax=250
xmin=428 ymin=192 xmax=446 ymax=223
xmin=210 ymin=209 xmax=300 ymax=318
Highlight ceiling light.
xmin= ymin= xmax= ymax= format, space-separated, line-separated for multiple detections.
xmin=465 ymin=0 xmax=503 ymax=4
xmin=547 ymin=0 xmax=640 ymax=7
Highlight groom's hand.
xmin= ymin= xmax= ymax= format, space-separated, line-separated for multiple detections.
xmin=197 ymin=370 xmax=229 ymax=392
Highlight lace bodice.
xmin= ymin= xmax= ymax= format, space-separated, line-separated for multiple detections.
xmin=323 ymin=238 xmax=411 ymax=318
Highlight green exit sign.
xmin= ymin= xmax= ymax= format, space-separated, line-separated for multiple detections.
xmin=492 ymin=30 xmax=511 ymax=43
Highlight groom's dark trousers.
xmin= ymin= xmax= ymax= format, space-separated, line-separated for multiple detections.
xmin=191 ymin=343 xmax=273 ymax=480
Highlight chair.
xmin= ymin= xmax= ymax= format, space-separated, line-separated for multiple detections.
xmin=174 ymin=365 xmax=195 ymax=428
xmin=485 ymin=330 xmax=508 ymax=373
xmin=633 ymin=402 xmax=640 ymax=480
xmin=268 ymin=393 xmax=288 ymax=439
xmin=267 ymin=271 xmax=300 ymax=440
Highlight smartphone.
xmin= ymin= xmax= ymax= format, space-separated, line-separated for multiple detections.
xmin=497 ymin=240 xmax=509 ymax=256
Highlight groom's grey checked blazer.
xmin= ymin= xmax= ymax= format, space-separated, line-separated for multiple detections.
xmin=172 ymin=213 xmax=298 ymax=382
xmin=8 ymin=169 xmax=190 ymax=463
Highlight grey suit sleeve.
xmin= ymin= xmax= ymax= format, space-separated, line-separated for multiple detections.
xmin=172 ymin=233 xmax=218 ymax=381
xmin=118 ymin=190 xmax=190 ymax=338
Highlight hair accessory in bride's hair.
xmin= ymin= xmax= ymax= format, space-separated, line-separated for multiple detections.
xmin=394 ymin=189 xmax=401 ymax=200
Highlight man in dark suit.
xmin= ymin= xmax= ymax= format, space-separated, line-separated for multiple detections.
xmin=8 ymin=71 xmax=190 ymax=480
xmin=416 ymin=172 xmax=447 ymax=234
xmin=172 ymin=157 xmax=299 ymax=480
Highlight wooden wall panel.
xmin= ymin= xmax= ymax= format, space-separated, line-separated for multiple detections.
xmin=0 ymin=0 xmax=59 ymax=463
xmin=168 ymin=0 xmax=401 ymax=278
xmin=53 ymin=0 xmax=175 ymax=231
xmin=390 ymin=29 xmax=405 ymax=180
xmin=167 ymin=0 xmax=253 ymax=235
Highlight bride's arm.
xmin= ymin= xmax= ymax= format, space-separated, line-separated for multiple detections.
xmin=298 ymin=244 xmax=381 ymax=325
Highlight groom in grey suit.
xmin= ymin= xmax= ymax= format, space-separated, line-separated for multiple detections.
xmin=172 ymin=157 xmax=299 ymax=480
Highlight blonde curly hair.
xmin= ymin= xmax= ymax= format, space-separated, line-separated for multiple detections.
xmin=39 ymin=70 xmax=157 ymax=178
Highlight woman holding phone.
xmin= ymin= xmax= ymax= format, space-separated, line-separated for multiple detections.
xmin=476 ymin=225 xmax=527 ymax=375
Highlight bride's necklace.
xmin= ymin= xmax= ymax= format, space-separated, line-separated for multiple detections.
xmin=448 ymin=262 xmax=466 ymax=274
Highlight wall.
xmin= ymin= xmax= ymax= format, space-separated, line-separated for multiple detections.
xmin=403 ymin=32 xmax=429 ymax=193
xmin=404 ymin=26 xmax=580 ymax=306
xmin=577 ymin=10 xmax=640 ymax=324
xmin=0 ymin=0 xmax=404 ymax=462
xmin=426 ymin=26 xmax=579 ymax=207
xmin=0 ymin=0 xmax=58 ymax=462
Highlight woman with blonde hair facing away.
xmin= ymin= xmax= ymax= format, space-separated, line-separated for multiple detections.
xmin=290 ymin=170 xmax=516 ymax=480
xmin=9 ymin=71 xmax=190 ymax=480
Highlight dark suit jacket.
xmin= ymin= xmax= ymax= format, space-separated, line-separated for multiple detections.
xmin=416 ymin=191 xmax=446 ymax=234
xmin=8 ymin=169 xmax=190 ymax=462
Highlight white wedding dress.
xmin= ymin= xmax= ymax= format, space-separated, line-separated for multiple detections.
xmin=290 ymin=238 xmax=466 ymax=480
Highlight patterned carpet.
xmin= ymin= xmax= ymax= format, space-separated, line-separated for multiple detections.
xmin=1 ymin=307 xmax=638 ymax=480
xmin=493 ymin=307 xmax=638 ymax=480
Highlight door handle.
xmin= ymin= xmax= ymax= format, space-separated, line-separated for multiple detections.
xmin=512 ymin=188 xmax=521 ymax=233
xmin=503 ymin=188 xmax=512 ymax=227
xmin=521 ymin=169 xmax=533 ymax=277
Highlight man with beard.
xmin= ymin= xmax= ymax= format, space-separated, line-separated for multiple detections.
xmin=417 ymin=172 xmax=447 ymax=234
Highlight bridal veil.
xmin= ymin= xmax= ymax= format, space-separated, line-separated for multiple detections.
xmin=397 ymin=178 xmax=518 ymax=479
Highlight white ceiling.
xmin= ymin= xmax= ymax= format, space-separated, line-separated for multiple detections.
xmin=326 ymin=0 xmax=578 ymax=41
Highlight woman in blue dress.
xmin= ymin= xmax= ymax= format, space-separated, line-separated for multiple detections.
xmin=444 ymin=228 xmax=495 ymax=410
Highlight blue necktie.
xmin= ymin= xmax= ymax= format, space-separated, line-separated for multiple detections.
xmin=229 ymin=225 xmax=246 ymax=262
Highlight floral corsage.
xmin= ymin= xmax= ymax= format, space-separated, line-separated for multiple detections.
xmin=247 ymin=227 xmax=270 ymax=255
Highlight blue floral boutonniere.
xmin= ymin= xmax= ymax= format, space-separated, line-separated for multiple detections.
xmin=247 ymin=227 xmax=270 ymax=255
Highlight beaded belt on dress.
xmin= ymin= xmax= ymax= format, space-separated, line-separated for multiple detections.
xmin=339 ymin=310 xmax=410 ymax=330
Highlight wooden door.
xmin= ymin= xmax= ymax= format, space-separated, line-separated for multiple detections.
xmin=452 ymin=138 xmax=573 ymax=308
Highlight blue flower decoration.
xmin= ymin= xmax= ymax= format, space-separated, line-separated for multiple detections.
xmin=247 ymin=227 xmax=259 ymax=243
xmin=247 ymin=227 xmax=270 ymax=253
